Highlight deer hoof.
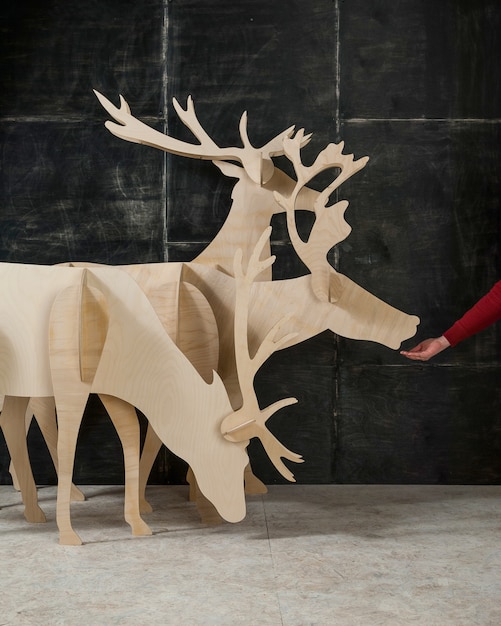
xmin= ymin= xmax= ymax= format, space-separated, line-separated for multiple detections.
xmin=131 ymin=519 xmax=153 ymax=536
xmin=59 ymin=530 xmax=83 ymax=546
xmin=70 ymin=484 xmax=86 ymax=502
xmin=24 ymin=506 xmax=47 ymax=524
xmin=139 ymin=499 xmax=153 ymax=514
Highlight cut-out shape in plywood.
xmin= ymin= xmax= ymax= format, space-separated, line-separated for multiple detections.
xmin=1 ymin=233 xmax=304 ymax=544
xmin=94 ymin=90 xmax=419 ymax=494
xmin=94 ymin=90 xmax=419 ymax=382
xmin=1 ymin=93 xmax=420 ymax=543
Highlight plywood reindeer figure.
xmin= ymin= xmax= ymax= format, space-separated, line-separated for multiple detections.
xmin=0 ymin=231 xmax=303 ymax=544
xmin=3 ymin=262 xmax=221 ymax=516
xmin=1 ymin=91 xmax=420 ymax=537
xmin=93 ymin=91 xmax=419 ymax=497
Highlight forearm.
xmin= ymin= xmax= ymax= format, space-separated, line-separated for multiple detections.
xmin=443 ymin=280 xmax=501 ymax=347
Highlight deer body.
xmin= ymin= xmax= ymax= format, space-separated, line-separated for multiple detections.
xmin=0 ymin=262 xmax=248 ymax=544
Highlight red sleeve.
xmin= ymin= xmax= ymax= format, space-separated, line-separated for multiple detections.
xmin=443 ymin=280 xmax=501 ymax=347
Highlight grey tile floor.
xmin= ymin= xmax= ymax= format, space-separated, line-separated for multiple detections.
xmin=1 ymin=484 xmax=500 ymax=625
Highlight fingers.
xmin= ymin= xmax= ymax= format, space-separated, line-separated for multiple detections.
xmin=400 ymin=336 xmax=449 ymax=361
xmin=400 ymin=349 xmax=432 ymax=361
xmin=399 ymin=342 xmax=429 ymax=359
xmin=403 ymin=342 xmax=426 ymax=354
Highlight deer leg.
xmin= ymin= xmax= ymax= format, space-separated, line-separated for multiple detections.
xmin=54 ymin=393 xmax=89 ymax=546
xmin=8 ymin=403 xmax=34 ymax=491
xmin=186 ymin=466 xmax=197 ymax=502
xmin=0 ymin=395 xmax=46 ymax=523
xmin=49 ymin=277 xmax=96 ymax=545
xmin=244 ymin=462 xmax=268 ymax=495
xmin=185 ymin=467 xmax=223 ymax=525
xmin=138 ymin=423 xmax=163 ymax=514
xmin=30 ymin=397 xmax=86 ymax=502
xmin=9 ymin=462 xmax=20 ymax=491
xmin=99 ymin=394 xmax=152 ymax=537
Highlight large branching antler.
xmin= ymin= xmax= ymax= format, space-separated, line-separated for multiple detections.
xmin=94 ymin=90 xmax=309 ymax=185
xmin=221 ymin=227 xmax=303 ymax=481
xmin=274 ymin=131 xmax=369 ymax=302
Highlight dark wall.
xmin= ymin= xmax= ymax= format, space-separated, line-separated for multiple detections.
xmin=1 ymin=0 xmax=500 ymax=487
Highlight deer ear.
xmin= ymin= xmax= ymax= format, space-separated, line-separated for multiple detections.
xmin=212 ymin=160 xmax=243 ymax=179
xmin=79 ymin=279 xmax=109 ymax=384
xmin=49 ymin=269 xmax=109 ymax=388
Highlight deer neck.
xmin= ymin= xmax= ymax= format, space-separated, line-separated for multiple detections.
xmin=193 ymin=171 xmax=286 ymax=277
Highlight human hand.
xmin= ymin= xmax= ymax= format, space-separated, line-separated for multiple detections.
xmin=400 ymin=336 xmax=450 ymax=361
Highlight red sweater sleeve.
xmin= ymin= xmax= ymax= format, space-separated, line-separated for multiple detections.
xmin=443 ymin=280 xmax=501 ymax=347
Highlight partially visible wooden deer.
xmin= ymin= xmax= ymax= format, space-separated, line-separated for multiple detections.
xmin=1 ymin=231 xmax=306 ymax=544
xmin=1 ymin=260 xmax=219 ymax=515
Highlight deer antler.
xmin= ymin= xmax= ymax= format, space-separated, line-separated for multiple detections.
xmin=94 ymin=90 xmax=309 ymax=186
xmin=221 ymin=227 xmax=303 ymax=481
xmin=274 ymin=131 xmax=369 ymax=302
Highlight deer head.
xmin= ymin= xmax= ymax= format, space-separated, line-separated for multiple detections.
xmin=81 ymin=235 xmax=303 ymax=515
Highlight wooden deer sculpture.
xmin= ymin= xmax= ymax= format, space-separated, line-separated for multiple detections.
xmin=0 ymin=231 xmax=304 ymax=544
xmin=3 ymin=261 xmax=220 ymax=515
xmin=93 ymin=90 xmax=419 ymax=496
xmin=1 ymin=92 xmax=420 ymax=534
xmin=95 ymin=90 xmax=418 ymax=368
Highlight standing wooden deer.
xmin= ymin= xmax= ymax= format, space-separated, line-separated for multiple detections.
xmin=95 ymin=90 xmax=418 ymax=369
xmin=93 ymin=91 xmax=419 ymax=495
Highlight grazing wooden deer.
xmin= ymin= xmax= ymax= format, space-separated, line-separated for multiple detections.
xmin=2 ymin=263 xmax=220 ymax=518
xmin=1 ymin=231 xmax=304 ymax=544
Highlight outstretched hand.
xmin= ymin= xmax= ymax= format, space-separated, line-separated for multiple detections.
xmin=400 ymin=336 xmax=450 ymax=361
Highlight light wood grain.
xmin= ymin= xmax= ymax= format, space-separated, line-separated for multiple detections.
xmin=44 ymin=265 xmax=249 ymax=543
xmin=1 ymin=94 xmax=422 ymax=543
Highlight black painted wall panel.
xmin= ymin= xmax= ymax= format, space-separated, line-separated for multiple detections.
xmin=165 ymin=0 xmax=337 ymax=245
xmin=1 ymin=121 xmax=165 ymax=263
xmin=336 ymin=365 xmax=501 ymax=483
xmin=0 ymin=0 xmax=500 ymax=488
xmin=0 ymin=1 xmax=164 ymax=118
xmin=338 ymin=120 xmax=501 ymax=364
xmin=341 ymin=0 xmax=501 ymax=119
